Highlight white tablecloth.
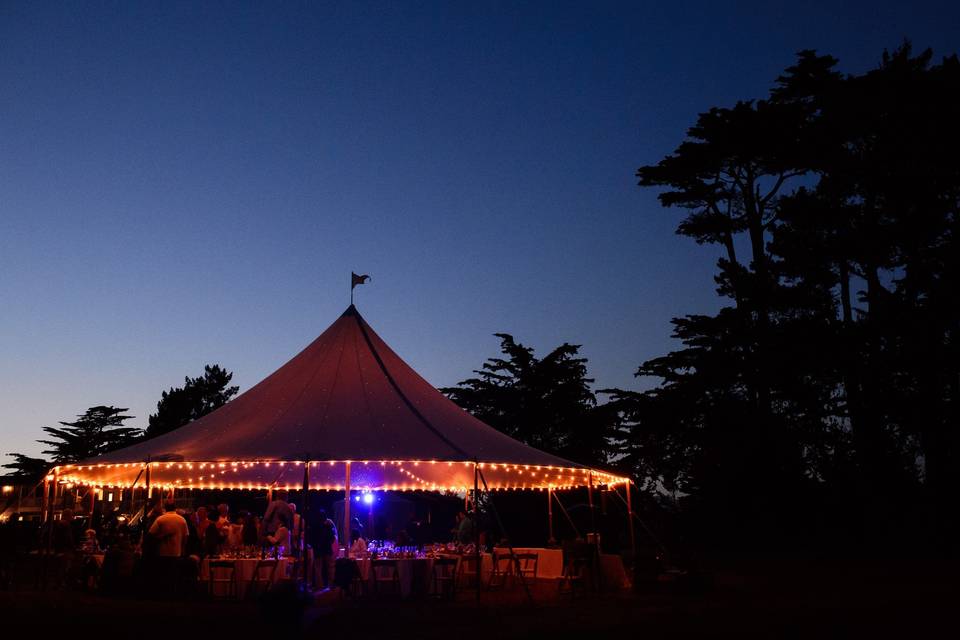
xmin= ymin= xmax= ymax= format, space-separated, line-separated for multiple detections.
xmin=200 ymin=557 xmax=294 ymax=598
xmin=354 ymin=557 xmax=439 ymax=598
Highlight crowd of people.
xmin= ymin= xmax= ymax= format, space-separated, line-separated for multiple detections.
xmin=0 ymin=490 xmax=486 ymax=595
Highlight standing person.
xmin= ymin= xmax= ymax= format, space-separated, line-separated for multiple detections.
xmin=261 ymin=490 xmax=293 ymax=540
xmin=289 ymin=503 xmax=303 ymax=555
xmin=214 ymin=503 xmax=231 ymax=547
xmin=148 ymin=502 xmax=189 ymax=558
xmin=309 ymin=508 xmax=337 ymax=589
xmin=147 ymin=501 xmax=189 ymax=597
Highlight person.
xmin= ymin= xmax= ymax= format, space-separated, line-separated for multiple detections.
xmin=215 ymin=503 xmax=231 ymax=546
xmin=141 ymin=499 xmax=164 ymax=558
xmin=289 ymin=503 xmax=303 ymax=554
xmin=309 ymin=508 xmax=337 ymax=588
xmin=51 ymin=509 xmax=76 ymax=552
xmin=242 ymin=515 xmax=260 ymax=546
xmin=261 ymin=491 xmax=293 ymax=541
xmin=264 ymin=523 xmax=290 ymax=552
xmin=456 ymin=510 xmax=474 ymax=545
xmin=202 ymin=509 xmax=220 ymax=557
xmin=148 ymin=501 xmax=189 ymax=558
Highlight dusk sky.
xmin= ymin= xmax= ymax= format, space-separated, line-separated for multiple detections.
xmin=2 ymin=1 xmax=958 ymax=464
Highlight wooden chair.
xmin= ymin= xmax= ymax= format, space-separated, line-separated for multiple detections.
xmin=487 ymin=550 xmax=515 ymax=590
xmin=370 ymin=559 xmax=401 ymax=598
xmin=431 ymin=557 xmax=458 ymax=600
xmin=513 ymin=552 xmax=539 ymax=581
xmin=558 ymin=548 xmax=591 ymax=600
xmin=207 ymin=560 xmax=237 ymax=599
xmin=457 ymin=554 xmax=480 ymax=590
xmin=246 ymin=559 xmax=278 ymax=598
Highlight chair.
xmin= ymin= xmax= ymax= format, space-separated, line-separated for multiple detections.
xmin=431 ymin=557 xmax=458 ymax=600
xmin=370 ymin=559 xmax=401 ymax=598
xmin=246 ymin=559 xmax=278 ymax=598
xmin=513 ymin=552 xmax=539 ymax=581
xmin=457 ymin=554 xmax=481 ymax=590
xmin=487 ymin=550 xmax=515 ymax=590
xmin=558 ymin=546 xmax=592 ymax=600
xmin=207 ymin=560 xmax=237 ymax=599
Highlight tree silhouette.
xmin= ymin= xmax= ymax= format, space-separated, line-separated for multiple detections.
xmin=626 ymin=42 xmax=960 ymax=548
xmin=441 ymin=334 xmax=617 ymax=467
xmin=144 ymin=364 xmax=238 ymax=439
xmin=34 ymin=406 xmax=140 ymax=464
xmin=1 ymin=453 xmax=50 ymax=482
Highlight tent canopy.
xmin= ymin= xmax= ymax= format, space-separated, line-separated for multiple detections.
xmin=58 ymin=306 xmax=624 ymax=492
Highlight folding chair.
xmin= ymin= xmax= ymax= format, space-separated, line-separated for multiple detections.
xmin=207 ymin=560 xmax=237 ymax=599
xmin=558 ymin=550 xmax=591 ymax=600
xmin=457 ymin=554 xmax=480 ymax=590
xmin=513 ymin=552 xmax=539 ymax=581
xmin=487 ymin=550 xmax=515 ymax=590
xmin=370 ymin=559 xmax=401 ymax=598
xmin=247 ymin=558 xmax=278 ymax=598
xmin=431 ymin=557 xmax=459 ymax=600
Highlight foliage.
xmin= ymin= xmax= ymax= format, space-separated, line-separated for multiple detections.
xmin=35 ymin=405 xmax=140 ymax=464
xmin=625 ymin=43 xmax=960 ymax=548
xmin=144 ymin=364 xmax=238 ymax=439
xmin=441 ymin=334 xmax=618 ymax=468
xmin=1 ymin=453 xmax=50 ymax=482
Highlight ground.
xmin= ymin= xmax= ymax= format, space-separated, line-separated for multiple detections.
xmin=0 ymin=559 xmax=953 ymax=638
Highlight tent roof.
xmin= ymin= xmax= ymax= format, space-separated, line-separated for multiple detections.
xmin=61 ymin=306 xmax=624 ymax=491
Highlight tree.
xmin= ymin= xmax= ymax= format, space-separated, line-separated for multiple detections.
xmin=441 ymin=334 xmax=617 ymax=467
xmin=626 ymin=43 xmax=960 ymax=549
xmin=1 ymin=453 xmax=50 ymax=482
xmin=35 ymin=406 xmax=140 ymax=464
xmin=144 ymin=364 xmax=239 ymax=439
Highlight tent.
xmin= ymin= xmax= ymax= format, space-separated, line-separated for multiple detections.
xmin=57 ymin=305 xmax=625 ymax=492
xmin=50 ymin=305 xmax=630 ymax=548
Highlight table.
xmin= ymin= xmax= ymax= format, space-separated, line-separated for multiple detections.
xmin=353 ymin=557 xmax=439 ymax=598
xmin=199 ymin=557 xmax=294 ymax=598
xmin=482 ymin=547 xmax=564 ymax=579
xmin=599 ymin=553 xmax=630 ymax=589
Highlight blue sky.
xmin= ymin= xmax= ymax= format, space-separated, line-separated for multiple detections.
xmin=2 ymin=1 xmax=958 ymax=463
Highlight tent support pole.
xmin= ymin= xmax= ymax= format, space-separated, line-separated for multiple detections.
xmin=299 ymin=459 xmax=310 ymax=587
xmin=625 ymin=481 xmax=636 ymax=554
xmin=587 ymin=472 xmax=596 ymax=536
xmin=41 ymin=477 xmax=50 ymax=525
xmin=547 ymin=485 xmax=555 ymax=545
xmin=476 ymin=467 xmax=533 ymax=605
xmin=343 ymin=461 xmax=351 ymax=554
xmin=474 ymin=462 xmax=480 ymax=600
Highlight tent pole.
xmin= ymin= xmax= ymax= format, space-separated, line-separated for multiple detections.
xmin=547 ymin=485 xmax=555 ymax=545
xmin=625 ymin=481 xmax=636 ymax=554
xmin=474 ymin=462 xmax=480 ymax=600
xmin=587 ymin=472 xmax=596 ymax=536
xmin=41 ymin=476 xmax=50 ymax=525
xmin=343 ymin=461 xmax=351 ymax=554
xmin=299 ymin=459 xmax=310 ymax=587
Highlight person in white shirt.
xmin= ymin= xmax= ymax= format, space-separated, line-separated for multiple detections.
xmin=148 ymin=502 xmax=189 ymax=558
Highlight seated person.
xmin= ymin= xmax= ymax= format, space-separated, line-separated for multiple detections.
xmin=349 ymin=529 xmax=367 ymax=556
xmin=264 ymin=523 xmax=290 ymax=551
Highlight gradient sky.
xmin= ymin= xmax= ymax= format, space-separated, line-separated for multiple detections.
xmin=2 ymin=1 xmax=958 ymax=464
